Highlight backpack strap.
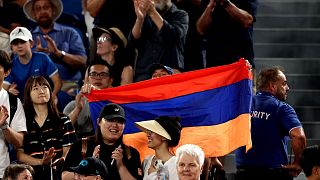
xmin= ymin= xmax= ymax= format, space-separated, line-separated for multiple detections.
xmin=8 ymin=92 xmax=17 ymax=126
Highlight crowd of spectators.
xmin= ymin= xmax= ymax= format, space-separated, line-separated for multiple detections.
xmin=0 ymin=0 xmax=313 ymax=180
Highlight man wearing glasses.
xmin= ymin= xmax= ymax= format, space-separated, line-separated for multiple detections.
xmin=63 ymin=60 xmax=113 ymax=138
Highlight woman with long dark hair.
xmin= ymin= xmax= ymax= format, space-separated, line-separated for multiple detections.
xmin=17 ymin=76 xmax=77 ymax=180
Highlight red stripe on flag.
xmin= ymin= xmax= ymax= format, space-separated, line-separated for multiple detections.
xmin=88 ymin=59 xmax=252 ymax=103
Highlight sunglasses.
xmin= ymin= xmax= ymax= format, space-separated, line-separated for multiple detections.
xmin=97 ymin=37 xmax=112 ymax=43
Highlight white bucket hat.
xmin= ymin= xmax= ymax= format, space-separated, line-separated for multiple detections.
xmin=23 ymin=0 xmax=63 ymax=22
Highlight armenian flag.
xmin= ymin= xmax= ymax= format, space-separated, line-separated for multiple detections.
xmin=87 ymin=59 xmax=252 ymax=158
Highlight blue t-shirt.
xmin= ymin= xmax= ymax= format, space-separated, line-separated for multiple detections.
xmin=235 ymin=91 xmax=302 ymax=168
xmin=4 ymin=52 xmax=58 ymax=100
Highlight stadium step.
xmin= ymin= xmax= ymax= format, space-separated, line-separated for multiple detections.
xmin=254 ymin=43 xmax=320 ymax=58
xmin=254 ymin=28 xmax=320 ymax=43
xmin=255 ymin=15 xmax=320 ymax=28
xmin=255 ymin=58 xmax=320 ymax=74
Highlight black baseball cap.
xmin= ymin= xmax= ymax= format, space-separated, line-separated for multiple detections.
xmin=69 ymin=157 xmax=108 ymax=178
xmin=98 ymin=103 xmax=125 ymax=122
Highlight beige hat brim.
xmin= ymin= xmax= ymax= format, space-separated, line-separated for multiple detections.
xmin=23 ymin=0 xmax=63 ymax=22
xmin=135 ymin=120 xmax=172 ymax=140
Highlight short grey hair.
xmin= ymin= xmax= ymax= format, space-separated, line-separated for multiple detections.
xmin=176 ymin=144 xmax=205 ymax=167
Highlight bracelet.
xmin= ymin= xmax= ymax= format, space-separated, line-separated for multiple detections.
xmin=1 ymin=121 xmax=8 ymax=130
xmin=222 ymin=0 xmax=230 ymax=8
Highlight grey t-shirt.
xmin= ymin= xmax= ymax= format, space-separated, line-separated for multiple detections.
xmin=63 ymin=98 xmax=94 ymax=137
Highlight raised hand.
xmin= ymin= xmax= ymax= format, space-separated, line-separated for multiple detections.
xmin=208 ymin=0 xmax=217 ymax=11
xmin=0 ymin=105 xmax=9 ymax=126
xmin=111 ymin=145 xmax=124 ymax=167
xmin=93 ymin=145 xmax=100 ymax=158
xmin=42 ymin=147 xmax=56 ymax=165
xmin=80 ymin=83 xmax=96 ymax=95
xmin=8 ymin=82 xmax=19 ymax=96
xmin=75 ymin=93 xmax=85 ymax=111
xmin=134 ymin=0 xmax=146 ymax=20
xmin=35 ymin=36 xmax=50 ymax=54
xmin=43 ymin=35 xmax=59 ymax=56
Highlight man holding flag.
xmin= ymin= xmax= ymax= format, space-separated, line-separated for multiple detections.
xmin=86 ymin=59 xmax=253 ymax=161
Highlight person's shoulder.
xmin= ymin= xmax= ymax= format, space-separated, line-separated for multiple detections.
xmin=143 ymin=155 xmax=154 ymax=161
xmin=127 ymin=145 xmax=141 ymax=156
xmin=60 ymin=113 xmax=71 ymax=122
xmin=171 ymin=3 xmax=188 ymax=14
xmin=0 ymin=88 xmax=10 ymax=100
xmin=55 ymin=23 xmax=81 ymax=34
xmin=32 ymin=51 xmax=50 ymax=59
xmin=65 ymin=100 xmax=76 ymax=108
xmin=128 ymin=145 xmax=139 ymax=151
xmin=11 ymin=55 xmax=21 ymax=64
xmin=278 ymin=101 xmax=295 ymax=112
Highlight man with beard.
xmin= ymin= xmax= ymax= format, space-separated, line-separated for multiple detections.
xmin=235 ymin=67 xmax=307 ymax=180
xmin=129 ymin=0 xmax=188 ymax=82
xmin=23 ymin=0 xmax=87 ymax=92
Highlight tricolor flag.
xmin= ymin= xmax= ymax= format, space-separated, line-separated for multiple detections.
xmin=87 ymin=59 xmax=252 ymax=158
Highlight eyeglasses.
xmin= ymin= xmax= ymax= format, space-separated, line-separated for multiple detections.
xmin=89 ymin=72 xmax=110 ymax=79
xmin=97 ymin=37 xmax=112 ymax=43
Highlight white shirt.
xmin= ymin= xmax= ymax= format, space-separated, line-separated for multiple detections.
xmin=142 ymin=155 xmax=178 ymax=180
xmin=0 ymin=88 xmax=27 ymax=178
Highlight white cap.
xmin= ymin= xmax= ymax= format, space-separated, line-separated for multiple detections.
xmin=9 ymin=27 xmax=33 ymax=44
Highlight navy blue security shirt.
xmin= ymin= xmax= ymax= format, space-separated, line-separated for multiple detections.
xmin=236 ymin=91 xmax=302 ymax=168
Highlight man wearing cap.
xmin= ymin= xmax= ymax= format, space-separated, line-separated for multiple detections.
xmin=92 ymin=27 xmax=134 ymax=87
xmin=129 ymin=0 xmax=189 ymax=82
xmin=3 ymin=26 xmax=61 ymax=101
xmin=69 ymin=157 xmax=108 ymax=180
xmin=149 ymin=63 xmax=174 ymax=79
xmin=23 ymin=0 xmax=87 ymax=89
xmin=62 ymin=103 xmax=143 ymax=180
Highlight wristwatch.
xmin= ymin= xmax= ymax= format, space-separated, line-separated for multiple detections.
xmin=222 ymin=0 xmax=230 ymax=8
xmin=1 ymin=121 xmax=8 ymax=130
xmin=60 ymin=50 xmax=66 ymax=59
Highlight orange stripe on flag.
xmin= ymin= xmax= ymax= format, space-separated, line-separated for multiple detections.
xmin=123 ymin=113 xmax=252 ymax=160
